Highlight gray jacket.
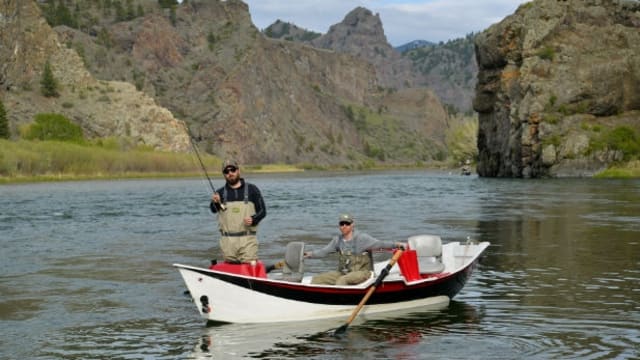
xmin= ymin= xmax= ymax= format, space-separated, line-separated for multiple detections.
xmin=310 ymin=230 xmax=395 ymax=257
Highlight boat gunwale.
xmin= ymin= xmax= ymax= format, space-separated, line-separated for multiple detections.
xmin=173 ymin=242 xmax=489 ymax=302
xmin=173 ymin=241 xmax=489 ymax=290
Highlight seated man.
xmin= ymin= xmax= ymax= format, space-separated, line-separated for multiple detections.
xmin=304 ymin=213 xmax=405 ymax=286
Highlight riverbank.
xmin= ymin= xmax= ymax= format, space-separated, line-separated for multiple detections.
xmin=0 ymin=139 xmax=445 ymax=184
xmin=0 ymin=163 xmax=448 ymax=184
xmin=2 ymin=139 xmax=638 ymax=184
xmin=593 ymin=160 xmax=640 ymax=178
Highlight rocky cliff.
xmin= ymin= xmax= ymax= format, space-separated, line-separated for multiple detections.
xmin=474 ymin=0 xmax=640 ymax=177
xmin=0 ymin=0 xmax=190 ymax=152
xmin=1 ymin=0 xmax=449 ymax=166
xmin=311 ymin=7 xmax=416 ymax=91
xmin=265 ymin=7 xmax=477 ymax=114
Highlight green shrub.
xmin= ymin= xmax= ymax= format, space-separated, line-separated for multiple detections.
xmin=606 ymin=126 xmax=640 ymax=160
xmin=537 ymin=46 xmax=555 ymax=61
xmin=589 ymin=126 xmax=640 ymax=160
xmin=23 ymin=113 xmax=84 ymax=143
xmin=207 ymin=31 xmax=217 ymax=50
xmin=543 ymin=113 xmax=560 ymax=124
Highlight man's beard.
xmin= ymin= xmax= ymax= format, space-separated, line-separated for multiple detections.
xmin=227 ymin=176 xmax=240 ymax=186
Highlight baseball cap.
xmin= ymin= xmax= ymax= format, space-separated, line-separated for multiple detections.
xmin=221 ymin=159 xmax=239 ymax=172
xmin=338 ymin=213 xmax=354 ymax=224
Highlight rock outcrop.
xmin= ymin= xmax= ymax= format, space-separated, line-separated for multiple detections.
xmin=474 ymin=0 xmax=640 ymax=177
xmin=0 ymin=0 xmax=190 ymax=152
xmin=1 ymin=0 xmax=450 ymax=166
xmin=311 ymin=7 xmax=415 ymax=90
xmin=266 ymin=7 xmax=477 ymax=115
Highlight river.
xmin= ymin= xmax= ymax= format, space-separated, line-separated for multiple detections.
xmin=1 ymin=171 xmax=638 ymax=359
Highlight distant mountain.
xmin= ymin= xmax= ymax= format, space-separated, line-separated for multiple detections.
xmin=263 ymin=8 xmax=477 ymax=113
xmin=395 ymin=40 xmax=435 ymax=54
xmin=309 ymin=7 xmax=416 ymax=91
xmin=403 ymin=34 xmax=478 ymax=115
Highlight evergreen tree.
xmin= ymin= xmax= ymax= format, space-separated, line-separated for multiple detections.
xmin=124 ymin=0 xmax=136 ymax=20
xmin=0 ymin=99 xmax=9 ymax=139
xmin=41 ymin=61 xmax=60 ymax=98
xmin=169 ymin=6 xmax=176 ymax=26
xmin=158 ymin=0 xmax=178 ymax=8
xmin=41 ymin=1 xmax=77 ymax=28
xmin=114 ymin=0 xmax=126 ymax=21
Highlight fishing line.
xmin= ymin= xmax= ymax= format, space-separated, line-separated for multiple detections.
xmin=185 ymin=125 xmax=226 ymax=211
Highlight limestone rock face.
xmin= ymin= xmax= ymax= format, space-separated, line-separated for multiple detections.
xmin=474 ymin=0 xmax=640 ymax=177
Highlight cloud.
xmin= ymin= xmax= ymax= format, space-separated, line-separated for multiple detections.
xmin=244 ymin=0 xmax=528 ymax=45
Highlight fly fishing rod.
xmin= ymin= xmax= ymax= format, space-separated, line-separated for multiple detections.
xmin=186 ymin=127 xmax=226 ymax=211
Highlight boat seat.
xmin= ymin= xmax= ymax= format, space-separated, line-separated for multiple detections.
xmin=282 ymin=241 xmax=305 ymax=282
xmin=408 ymin=235 xmax=445 ymax=274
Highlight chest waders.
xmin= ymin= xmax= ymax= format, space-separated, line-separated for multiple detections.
xmin=337 ymin=234 xmax=374 ymax=273
xmin=218 ymin=184 xmax=258 ymax=263
xmin=310 ymin=234 xmax=375 ymax=285
xmin=338 ymin=252 xmax=373 ymax=273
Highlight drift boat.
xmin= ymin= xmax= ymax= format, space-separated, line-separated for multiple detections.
xmin=174 ymin=235 xmax=489 ymax=324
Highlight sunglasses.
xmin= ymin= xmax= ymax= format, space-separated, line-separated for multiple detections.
xmin=339 ymin=221 xmax=352 ymax=227
xmin=223 ymin=167 xmax=238 ymax=174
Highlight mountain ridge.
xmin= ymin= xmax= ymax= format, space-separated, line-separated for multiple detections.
xmin=263 ymin=7 xmax=477 ymax=113
xmin=1 ymin=0 xmax=451 ymax=167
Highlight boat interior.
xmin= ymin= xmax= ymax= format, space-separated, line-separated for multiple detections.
xmin=268 ymin=235 xmax=486 ymax=287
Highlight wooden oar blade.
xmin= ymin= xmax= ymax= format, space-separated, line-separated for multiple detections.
xmin=333 ymin=323 xmax=349 ymax=336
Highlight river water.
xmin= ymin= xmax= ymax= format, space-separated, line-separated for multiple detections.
xmin=1 ymin=171 xmax=639 ymax=359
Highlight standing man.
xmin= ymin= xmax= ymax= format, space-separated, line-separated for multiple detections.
xmin=210 ymin=160 xmax=266 ymax=264
xmin=304 ymin=214 xmax=405 ymax=285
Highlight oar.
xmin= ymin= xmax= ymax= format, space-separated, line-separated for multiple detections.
xmin=334 ymin=249 xmax=404 ymax=336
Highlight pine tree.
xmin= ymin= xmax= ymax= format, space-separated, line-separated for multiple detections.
xmin=40 ymin=61 xmax=60 ymax=98
xmin=158 ymin=0 xmax=178 ymax=8
xmin=0 ymin=99 xmax=9 ymax=139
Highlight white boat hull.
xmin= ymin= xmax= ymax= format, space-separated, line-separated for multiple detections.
xmin=175 ymin=241 xmax=489 ymax=323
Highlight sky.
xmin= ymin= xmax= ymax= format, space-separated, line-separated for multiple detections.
xmin=243 ymin=0 xmax=530 ymax=46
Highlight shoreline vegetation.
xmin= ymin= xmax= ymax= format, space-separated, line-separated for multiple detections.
xmin=1 ymin=139 xmax=639 ymax=184
xmin=0 ymin=139 xmax=446 ymax=185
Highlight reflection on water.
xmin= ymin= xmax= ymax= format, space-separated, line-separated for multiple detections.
xmin=1 ymin=173 xmax=639 ymax=359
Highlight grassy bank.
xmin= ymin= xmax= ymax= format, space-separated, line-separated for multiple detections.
xmin=0 ymin=139 xmax=225 ymax=184
xmin=2 ymin=139 xmax=637 ymax=184
xmin=1 ymin=139 xmax=450 ymax=184
xmin=594 ymin=160 xmax=640 ymax=178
